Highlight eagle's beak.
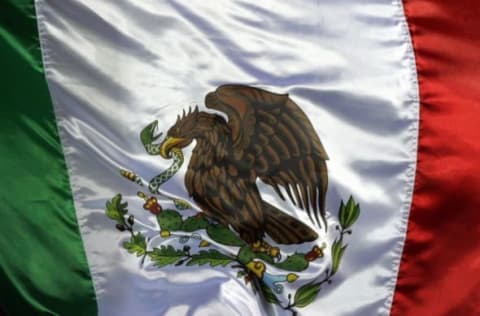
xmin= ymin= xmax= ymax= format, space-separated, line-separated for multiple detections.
xmin=159 ymin=137 xmax=186 ymax=158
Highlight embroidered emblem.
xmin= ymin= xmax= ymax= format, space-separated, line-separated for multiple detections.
xmin=105 ymin=85 xmax=360 ymax=313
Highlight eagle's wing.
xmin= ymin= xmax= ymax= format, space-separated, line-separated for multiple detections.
xmin=205 ymin=85 xmax=329 ymax=229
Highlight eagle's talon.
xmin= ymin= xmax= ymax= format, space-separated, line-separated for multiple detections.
xmin=269 ymin=247 xmax=280 ymax=258
xmin=252 ymin=241 xmax=262 ymax=250
xmin=251 ymin=240 xmax=280 ymax=259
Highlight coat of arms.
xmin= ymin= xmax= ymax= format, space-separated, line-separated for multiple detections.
xmin=105 ymin=85 xmax=360 ymax=314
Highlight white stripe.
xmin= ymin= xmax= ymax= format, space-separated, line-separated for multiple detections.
xmin=36 ymin=0 xmax=419 ymax=315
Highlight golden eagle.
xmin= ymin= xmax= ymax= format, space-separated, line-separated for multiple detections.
xmin=159 ymin=85 xmax=328 ymax=245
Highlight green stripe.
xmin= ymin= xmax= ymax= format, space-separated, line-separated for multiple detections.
xmin=0 ymin=1 xmax=97 ymax=315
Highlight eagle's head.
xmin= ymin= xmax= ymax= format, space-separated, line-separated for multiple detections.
xmin=159 ymin=106 xmax=201 ymax=158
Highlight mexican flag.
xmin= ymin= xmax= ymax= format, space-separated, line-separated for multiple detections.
xmin=1 ymin=1 xmax=479 ymax=315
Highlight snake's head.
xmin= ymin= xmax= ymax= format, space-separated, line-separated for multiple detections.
xmin=140 ymin=120 xmax=163 ymax=151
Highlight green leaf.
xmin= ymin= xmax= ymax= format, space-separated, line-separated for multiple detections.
xmin=343 ymin=196 xmax=355 ymax=228
xmin=237 ymin=246 xmax=255 ymax=265
xmin=105 ymin=194 xmax=127 ymax=225
xmin=149 ymin=245 xmax=184 ymax=267
xmin=274 ymin=253 xmax=309 ymax=272
xmin=119 ymin=203 xmax=128 ymax=215
xmin=187 ymin=249 xmax=233 ymax=267
xmin=123 ymin=232 xmax=146 ymax=257
xmin=338 ymin=196 xmax=361 ymax=230
xmin=181 ymin=215 xmax=209 ymax=232
xmin=345 ymin=202 xmax=361 ymax=229
xmin=331 ymin=239 xmax=347 ymax=275
xmin=260 ymin=282 xmax=280 ymax=305
xmin=293 ymin=281 xmax=321 ymax=308
xmin=157 ymin=210 xmax=183 ymax=231
xmin=206 ymin=224 xmax=245 ymax=247
xmin=346 ymin=196 xmax=355 ymax=213
xmin=331 ymin=240 xmax=340 ymax=273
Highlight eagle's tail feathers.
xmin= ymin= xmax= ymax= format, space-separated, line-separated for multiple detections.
xmin=263 ymin=201 xmax=318 ymax=245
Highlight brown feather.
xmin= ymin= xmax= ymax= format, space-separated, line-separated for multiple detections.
xmin=277 ymin=122 xmax=300 ymax=156
xmin=264 ymin=145 xmax=280 ymax=166
xmin=284 ymin=184 xmax=297 ymax=206
xmin=271 ymin=135 xmax=290 ymax=160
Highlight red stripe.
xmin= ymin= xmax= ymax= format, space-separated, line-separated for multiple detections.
xmin=392 ymin=1 xmax=480 ymax=315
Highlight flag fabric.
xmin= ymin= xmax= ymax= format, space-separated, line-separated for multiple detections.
xmin=0 ymin=1 xmax=479 ymax=315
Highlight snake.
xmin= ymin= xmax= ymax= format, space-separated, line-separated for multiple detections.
xmin=120 ymin=123 xmax=192 ymax=210
xmin=145 ymin=147 xmax=184 ymax=194
xmin=144 ymin=145 xmax=191 ymax=210
xmin=121 ymin=141 xmax=184 ymax=191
